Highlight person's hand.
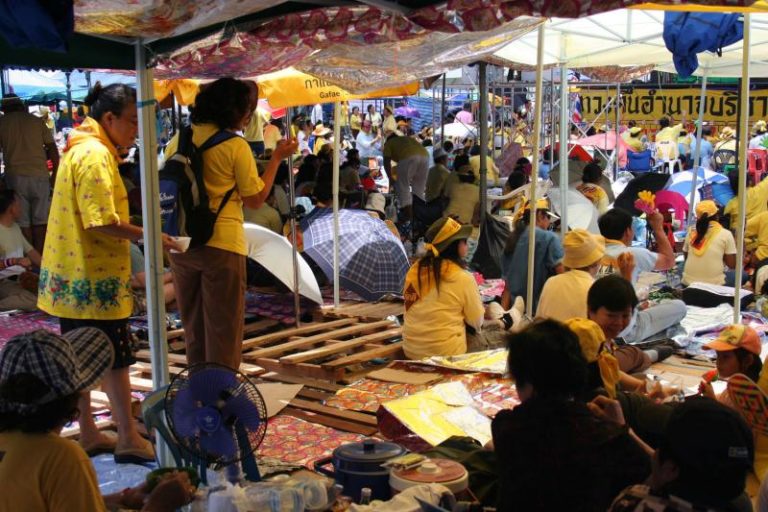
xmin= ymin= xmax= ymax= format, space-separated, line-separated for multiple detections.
xmin=161 ymin=234 xmax=183 ymax=253
xmin=18 ymin=258 xmax=32 ymax=270
xmin=273 ymin=138 xmax=299 ymax=160
xmin=587 ymin=395 xmax=626 ymax=426
xmin=142 ymin=472 xmax=195 ymax=512
xmin=647 ymin=210 xmax=664 ymax=232
xmin=698 ymin=380 xmax=716 ymax=399
xmin=617 ymin=252 xmax=635 ymax=281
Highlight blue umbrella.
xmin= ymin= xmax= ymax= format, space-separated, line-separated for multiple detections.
xmin=301 ymin=208 xmax=409 ymax=301
xmin=394 ymin=106 xmax=420 ymax=118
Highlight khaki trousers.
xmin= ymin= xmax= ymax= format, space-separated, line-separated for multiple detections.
xmin=170 ymin=246 xmax=245 ymax=369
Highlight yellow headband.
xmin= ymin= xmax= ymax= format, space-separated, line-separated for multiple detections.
xmin=425 ymin=218 xmax=463 ymax=256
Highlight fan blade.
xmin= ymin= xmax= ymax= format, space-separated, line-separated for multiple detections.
xmin=189 ymin=367 xmax=238 ymax=405
xmin=200 ymin=424 xmax=237 ymax=460
xmin=171 ymin=387 xmax=200 ymax=438
xmin=221 ymin=393 xmax=263 ymax=431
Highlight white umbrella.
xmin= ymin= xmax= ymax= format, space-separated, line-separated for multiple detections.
xmin=243 ymin=222 xmax=323 ymax=304
xmin=547 ymin=188 xmax=600 ymax=234
xmin=435 ymin=122 xmax=477 ymax=139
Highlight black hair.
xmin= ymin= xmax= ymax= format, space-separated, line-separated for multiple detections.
xmin=458 ymin=171 xmax=476 ymax=184
xmin=693 ymin=212 xmax=713 ymax=246
xmin=702 ymin=126 xmax=712 ymax=137
xmin=0 ymin=373 xmax=79 ymax=433
xmin=296 ymin=155 xmax=319 ymax=186
xmin=506 ymin=319 xmax=588 ymax=400
xmin=469 ymin=144 xmax=481 ymax=156
xmin=463 ymin=102 xmax=472 ymax=111
xmin=367 ymin=104 xmax=375 ymax=112
xmin=733 ymin=347 xmax=764 ymax=381
xmin=190 ymin=78 xmax=251 ymax=130
xmin=587 ymin=275 xmax=639 ymax=314
xmin=504 ymin=209 xmax=531 ymax=255
xmin=275 ymin=161 xmax=290 ymax=185
xmin=0 ymin=189 xmax=18 ymax=215
xmin=416 ymin=239 xmax=465 ymax=295
xmin=598 ymin=208 xmax=633 ymax=240
xmin=352 ymin=106 xmax=359 ymax=113
xmin=83 ymin=82 xmax=136 ymax=121
xmin=582 ymin=163 xmax=603 ymax=184
xmin=627 ymin=120 xmax=636 ymax=128
xmin=659 ymin=116 xmax=671 ymax=128
xmin=586 ymin=127 xmax=596 ymax=137
xmin=443 ymin=141 xmax=454 ymax=152
xmin=453 ymin=154 xmax=470 ymax=172
xmin=505 ymin=172 xmax=527 ymax=191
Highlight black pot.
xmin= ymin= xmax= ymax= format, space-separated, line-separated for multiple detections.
xmin=314 ymin=438 xmax=405 ymax=503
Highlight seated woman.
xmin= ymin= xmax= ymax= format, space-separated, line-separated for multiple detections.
xmin=576 ymin=162 xmax=609 ymax=215
xmin=491 ymin=319 xmax=650 ymax=511
xmin=682 ymin=200 xmax=738 ymax=286
xmin=402 ymin=217 xmax=484 ymax=359
xmin=0 ymin=329 xmax=193 ymax=511
xmin=443 ymin=165 xmax=480 ymax=226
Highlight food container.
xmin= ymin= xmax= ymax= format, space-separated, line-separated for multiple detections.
xmin=389 ymin=458 xmax=468 ymax=495
xmin=314 ymin=439 xmax=405 ymax=502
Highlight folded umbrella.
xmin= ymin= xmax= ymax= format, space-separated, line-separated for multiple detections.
xmin=243 ymin=223 xmax=322 ymax=304
xmin=300 ymin=208 xmax=409 ymax=301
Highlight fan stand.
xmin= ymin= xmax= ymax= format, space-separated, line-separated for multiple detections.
xmin=236 ymin=423 xmax=261 ymax=482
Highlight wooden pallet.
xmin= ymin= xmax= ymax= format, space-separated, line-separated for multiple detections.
xmin=322 ymin=300 xmax=403 ymax=321
xmin=242 ymin=317 xmax=403 ymax=381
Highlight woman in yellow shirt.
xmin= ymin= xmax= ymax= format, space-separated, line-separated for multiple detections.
xmin=402 ymin=217 xmax=484 ymax=359
xmin=350 ymin=106 xmax=362 ymax=139
xmin=170 ymin=79 xmax=297 ymax=370
xmin=38 ymin=83 xmax=179 ymax=462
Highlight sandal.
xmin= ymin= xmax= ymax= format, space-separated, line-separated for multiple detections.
xmin=114 ymin=438 xmax=156 ymax=464
xmin=79 ymin=431 xmax=118 ymax=457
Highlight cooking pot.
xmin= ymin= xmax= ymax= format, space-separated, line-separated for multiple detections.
xmin=314 ymin=438 xmax=404 ymax=503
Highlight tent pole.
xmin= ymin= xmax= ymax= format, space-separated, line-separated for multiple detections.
xmin=333 ymin=101 xmax=341 ymax=307
xmin=287 ymin=107 xmax=301 ymax=326
xmin=688 ymin=69 xmax=709 ymax=228
xmin=440 ymin=74 xmax=447 ymax=135
xmin=134 ymin=39 xmax=170 ymax=467
xmin=734 ymin=13 xmax=751 ymax=322
xmin=479 ymin=62 xmax=489 ymax=226
xmin=615 ymin=82 xmax=620 ymax=181
xmin=0 ymin=67 xmax=5 ymax=96
xmin=65 ymin=71 xmax=73 ymax=123
xmin=559 ymin=60 xmax=569 ymax=240
xmin=549 ymin=69 xmax=555 ymax=168
xmin=526 ymin=25 xmax=546 ymax=318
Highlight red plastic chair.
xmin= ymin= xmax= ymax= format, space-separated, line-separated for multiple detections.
xmin=748 ymin=148 xmax=768 ymax=184
xmin=654 ymin=190 xmax=689 ymax=224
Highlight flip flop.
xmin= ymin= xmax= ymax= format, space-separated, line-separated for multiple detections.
xmin=79 ymin=431 xmax=118 ymax=457
xmin=114 ymin=439 xmax=156 ymax=464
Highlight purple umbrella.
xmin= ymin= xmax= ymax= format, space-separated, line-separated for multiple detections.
xmin=394 ymin=106 xmax=420 ymax=118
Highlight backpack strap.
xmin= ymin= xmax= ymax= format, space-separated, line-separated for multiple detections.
xmin=196 ymin=129 xmax=240 ymax=219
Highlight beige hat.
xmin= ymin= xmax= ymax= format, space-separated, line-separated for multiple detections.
xmin=313 ymin=123 xmax=331 ymax=136
xmin=720 ymin=126 xmax=735 ymax=140
xmin=365 ymin=192 xmax=386 ymax=218
xmin=562 ymin=229 xmax=605 ymax=269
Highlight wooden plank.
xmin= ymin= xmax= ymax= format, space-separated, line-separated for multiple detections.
xmin=289 ymin=398 xmax=378 ymax=426
xmin=246 ymin=320 xmax=395 ymax=359
xmin=244 ymin=319 xmax=281 ymax=334
xmin=322 ymin=341 xmax=404 ymax=369
xmin=282 ymin=407 xmax=378 ymax=436
xmin=241 ymin=318 xmax=357 ymax=350
xmin=133 ymin=351 xmax=265 ymax=376
xmin=130 ymin=376 xmax=155 ymax=392
xmin=279 ymin=328 xmax=402 ymax=365
xmin=256 ymin=358 xmax=339 ymax=381
xmin=260 ymin=372 xmax=343 ymax=392
xmin=297 ymin=388 xmax=332 ymax=401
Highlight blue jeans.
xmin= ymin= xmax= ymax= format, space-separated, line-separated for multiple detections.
xmin=724 ymin=269 xmax=749 ymax=287
xmin=620 ymin=299 xmax=687 ymax=344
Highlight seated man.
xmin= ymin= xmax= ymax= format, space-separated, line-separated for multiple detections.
xmin=0 ymin=189 xmax=41 ymax=311
xmin=608 ymin=397 xmax=754 ymax=512
xmin=491 ymin=319 xmax=650 ymax=511
xmin=129 ymin=242 xmax=176 ymax=316
xmin=0 ymin=329 xmax=194 ymax=511
xmin=598 ymin=208 xmax=686 ymax=344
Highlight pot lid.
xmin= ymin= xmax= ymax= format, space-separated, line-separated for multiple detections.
xmin=334 ymin=439 xmax=404 ymax=462
xmin=392 ymin=458 xmax=467 ymax=483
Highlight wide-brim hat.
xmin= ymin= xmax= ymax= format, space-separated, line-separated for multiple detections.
xmin=425 ymin=217 xmax=472 ymax=255
xmin=563 ymin=229 xmax=605 ymax=268
xmin=313 ymin=123 xmax=331 ymax=136
xmin=720 ymin=127 xmax=736 ymax=140
xmin=365 ymin=192 xmax=387 ymax=218
xmin=384 ymin=105 xmax=394 ymax=115
xmin=0 ymin=328 xmax=113 ymax=412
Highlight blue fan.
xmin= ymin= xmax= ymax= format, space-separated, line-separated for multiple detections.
xmin=165 ymin=363 xmax=268 ymax=481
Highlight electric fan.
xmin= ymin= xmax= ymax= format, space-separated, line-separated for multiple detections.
xmin=165 ymin=363 xmax=268 ymax=483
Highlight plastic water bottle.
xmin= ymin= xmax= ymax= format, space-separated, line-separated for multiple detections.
xmin=359 ymin=487 xmax=372 ymax=505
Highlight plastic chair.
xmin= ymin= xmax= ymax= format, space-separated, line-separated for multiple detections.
xmin=626 ymin=149 xmax=654 ymax=174
xmin=713 ymin=148 xmax=737 ymax=173
xmin=654 ymin=190 xmax=689 ymax=225
xmin=748 ymin=148 xmax=768 ymax=184
xmin=655 ymin=140 xmax=682 ymax=174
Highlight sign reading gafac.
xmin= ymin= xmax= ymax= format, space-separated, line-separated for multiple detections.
xmin=579 ymin=87 xmax=768 ymax=127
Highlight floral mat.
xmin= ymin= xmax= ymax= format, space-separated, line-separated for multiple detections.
xmin=260 ymin=414 xmax=366 ymax=467
xmin=325 ymin=361 xmax=519 ymax=418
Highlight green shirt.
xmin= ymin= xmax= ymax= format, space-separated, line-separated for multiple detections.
xmin=425 ymin=164 xmax=451 ymax=202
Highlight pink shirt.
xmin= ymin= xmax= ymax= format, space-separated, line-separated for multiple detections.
xmin=456 ymin=110 xmax=474 ymax=124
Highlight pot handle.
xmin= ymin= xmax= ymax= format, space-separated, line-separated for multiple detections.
xmin=313 ymin=456 xmax=335 ymax=478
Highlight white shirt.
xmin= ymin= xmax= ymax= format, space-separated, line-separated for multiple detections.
xmin=297 ymin=131 xmax=310 ymax=154
xmin=682 ymin=227 xmax=737 ymax=285
xmin=600 ymin=242 xmax=659 ymax=284
xmin=750 ymin=133 xmax=768 ymax=149
xmin=310 ymin=104 xmax=323 ymax=126
xmin=356 ymin=131 xmax=380 ymax=159
xmin=0 ymin=222 xmax=31 ymax=259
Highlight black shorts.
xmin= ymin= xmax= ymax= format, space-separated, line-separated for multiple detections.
xmin=59 ymin=317 xmax=135 ymax=369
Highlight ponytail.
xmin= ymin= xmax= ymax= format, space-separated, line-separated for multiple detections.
xmin=693 ymin=213 xmax=711 ymax=246
xmin=504 ymin=209 xmax=531 ymax=255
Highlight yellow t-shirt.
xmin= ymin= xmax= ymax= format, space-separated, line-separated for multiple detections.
xmin=576 ymin=183 xmax=609 ymax=215
xmin=244 ymin=109 xmax=265 ymax=143
xmin=622 ymin=132 xmax=644 ymax=152
xmin=188 ymin=123 xmax=264 ymax=256
xmin=350 ymin=114 xmax=362 ymax=131
xmin=536 ymin=270 xmax=594 ymax=322
xmin=469 ymin=155 xmax=500 ymax=186
xmin=746 ymin=211 xmax=768 ymax=260
xmin=682 ymin=226 xmax=737 ymax=285
xmin=445 ymin=182 xmax=479 ymax=225
xmin=38 ymin=117 xmax=132 ymax=320
xmin=724 ymin=177 xmax=768 ymax=231
xmin=0 ymin=431 xmax=106 ymax=512
xmin=403 ymin=262 xmax=484 ymax=360
xmin=655 ymin=124 xmax=682 ymax=143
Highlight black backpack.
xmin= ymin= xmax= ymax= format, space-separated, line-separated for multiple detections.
xmin=159 ymin=126 xmax=239 ymax=249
